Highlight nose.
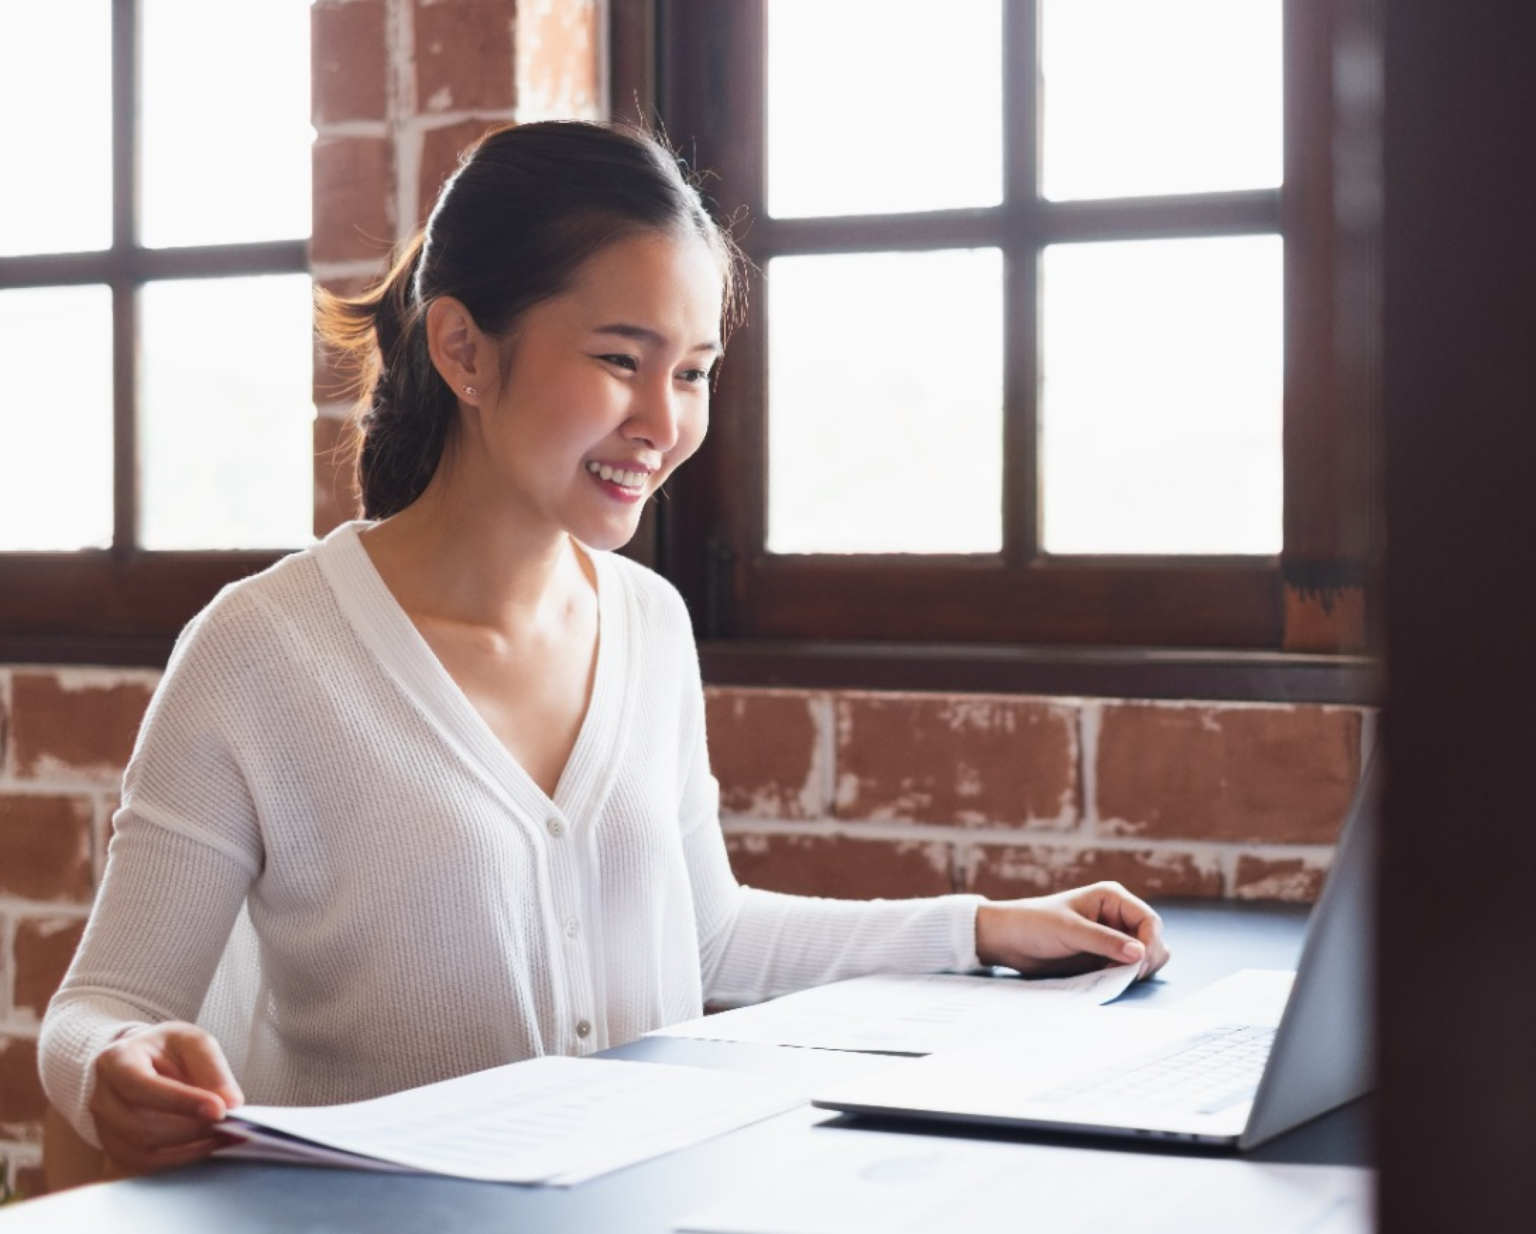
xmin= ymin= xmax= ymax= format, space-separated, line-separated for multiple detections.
xmin=624 ymin=376 xmax=682 ymax=452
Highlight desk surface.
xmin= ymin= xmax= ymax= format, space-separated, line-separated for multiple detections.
xmin=2 ymin=900 xmax=1370 ymax=1232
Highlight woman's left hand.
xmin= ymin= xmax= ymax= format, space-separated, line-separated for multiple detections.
xmin=975 ymin=882 xmax=1171 ymax=980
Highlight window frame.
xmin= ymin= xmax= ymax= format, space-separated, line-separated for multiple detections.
xmin=629 ymin=0 xmax=1380 ymax=701
xmin=0 ymin=0 xmax=308 ymax=666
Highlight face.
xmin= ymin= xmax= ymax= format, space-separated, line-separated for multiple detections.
xmin=444 ymin=230 xmax=724 ymax=553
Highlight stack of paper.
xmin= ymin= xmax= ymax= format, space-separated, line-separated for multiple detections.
xmin=649 ymin=965 xmax=1141 ymax=1055
xmin=217 ymin=1055 xmax=805 ymax=1185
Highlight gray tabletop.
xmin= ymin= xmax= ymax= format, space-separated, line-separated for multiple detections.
xmin=2 ymin=900 xmax=1368 ymax=1232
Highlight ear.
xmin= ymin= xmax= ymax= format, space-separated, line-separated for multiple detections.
xmin=425 ymin=296 xmax=488 ymax=402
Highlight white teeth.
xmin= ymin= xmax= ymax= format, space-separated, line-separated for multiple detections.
xmin=586 ymin=461 xmax=646 ymax=488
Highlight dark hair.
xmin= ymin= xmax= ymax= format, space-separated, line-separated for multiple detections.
xmin=316 ymin=121 xmax=746 ymax=519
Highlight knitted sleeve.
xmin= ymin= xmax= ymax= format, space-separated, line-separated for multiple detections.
xmin=39 ymin=595 xmax=264 ymax=1145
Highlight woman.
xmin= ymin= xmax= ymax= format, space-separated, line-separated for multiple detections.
xmin=40 ymin=121 xmax=1167 ymax=1175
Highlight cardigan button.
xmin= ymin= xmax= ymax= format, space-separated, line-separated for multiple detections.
xmin=546 ymin=817 xmax=565 ymax=838
xmin=575 ymin=1019 xmax=592 ymax=1039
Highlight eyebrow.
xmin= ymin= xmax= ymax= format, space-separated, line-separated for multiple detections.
xmin=593 ymin=323 xmax=722 ymax=357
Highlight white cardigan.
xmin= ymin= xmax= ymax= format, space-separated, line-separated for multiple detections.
xmin=41 ymin=523 xmax=982 ymax=1144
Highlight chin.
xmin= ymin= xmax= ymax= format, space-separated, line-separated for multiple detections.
xmin=574 ymin=518 xmax=643 ymax=555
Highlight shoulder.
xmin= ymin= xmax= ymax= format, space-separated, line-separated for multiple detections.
xmin=165 ymin=532 xmax=342 ymax=677
xmin=595 ymin=550 xmax=694 ymax=634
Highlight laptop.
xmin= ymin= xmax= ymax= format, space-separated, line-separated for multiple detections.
xmin=813 ymin=750 xmax=1379 ymax=1150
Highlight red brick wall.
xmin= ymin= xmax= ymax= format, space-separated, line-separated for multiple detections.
xmin=710 ymin=688 xmax=1370 ymax=906
xmin=0 ymin=668 xmax=157 ymax=1196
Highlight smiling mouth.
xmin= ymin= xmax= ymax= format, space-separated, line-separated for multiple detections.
xmin=584 ymin=460 xmax=649 ymax=489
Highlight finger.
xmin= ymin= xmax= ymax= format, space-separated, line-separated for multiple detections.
xmin=1084 ymin=882 xmax=1160 ymax=933
xmin=92 ymin=1082 xmax=225 ymax=1154
xmin=1078 ymin=883 xmax=1166 ymax=977
xmin=1057 ymin=913 xmax=1148 ymax=967
xmin=1138 ymin=928 xmax=1172 ymax=977
xmin=102 ymin=1129 xmax=230 ymax=1176
xmin=95 ymin=1096 xmax=224 ymax=1160
xmin=163 ymin=1031 xmax=244 ymax=1110
xmin=1125 ymin=907 xmax=1169 ymax=977
xmin=99 ymin=1046 xmax=229 ymax=1122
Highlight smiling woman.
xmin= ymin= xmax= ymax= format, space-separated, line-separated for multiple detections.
xmin=40 ymin=120 xmax=1168 ymax=1178
xmin=395 ymin=231 xmax=724 ymax=557
xmin=314 ymin=122 xmax=745 ymax=525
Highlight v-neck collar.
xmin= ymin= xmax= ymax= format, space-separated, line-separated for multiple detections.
xmin=314 ymin=521 xmax=625 ymax=825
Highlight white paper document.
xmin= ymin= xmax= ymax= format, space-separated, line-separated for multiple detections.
xmin=217 ymin=1055 xmax=805 ymax=1185
xmin=648 ymin=967 xmax=1140 ymax=1055
xmin=1165 ymin=967 xmax=1296 ymax=1026
xmin=675 ymin=1126 xmax=1374 ymax=1234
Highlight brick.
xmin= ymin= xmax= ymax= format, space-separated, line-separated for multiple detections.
xmin=418 ymin=119 xmax=501 ymax=228
xmin=0 ymin=1036 xmax=45 ymax=1139
xmin=414 ymin=0 xmax=516 ymax=114
xmin=11 ymin=1163 xmax=47 ymax=1201
xmin=0 ymin=796 xmax=94 ymax=903
xmin=12 ymin=917 xmax=87 ymax=1019
xmin=312 ymin=0 xmax=390 ymax=125
xmin=312 ymin=134 xmax=396 ymax=264
xmin=1283 ymin=584 xmax=1367 ymax=654
xmin=834 ymin=693 xmax=1078 ymax=828
xmin=964 ymin=843 xmax=1224 ymax=901
xmin=706 ymin=689 xmax=825 ymax=819
xmin=10 ymin=672 xmax=152 ymax=784
xmin=1095 ymin=702 xmax=1361 ymax=844
xmin=1232 ymin=853 xmax=1331 ymax=903
xmin=725 ymin=832 xmax=955 ymax=901
xmin=514 ymin=0 xmax=600 ymax=120
xmin=315 ymin=415 xmax=363 ymax=537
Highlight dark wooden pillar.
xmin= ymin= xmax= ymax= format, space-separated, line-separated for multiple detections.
xmin=1379 ymin=1 xmax=1536 ymax=1228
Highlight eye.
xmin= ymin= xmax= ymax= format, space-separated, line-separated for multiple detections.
xmin=677 ymin=367 xmax=712 ymax=385
xmin=598 ymin=353 xmax=638 ymax=372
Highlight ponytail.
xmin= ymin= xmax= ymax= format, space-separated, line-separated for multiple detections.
xmin=315 ymin=235 xmax=461 ymax=519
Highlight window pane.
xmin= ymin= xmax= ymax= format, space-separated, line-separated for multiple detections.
xmin=139 ymin=276 xmax=315 ymax=550
xmin=1039 ymin=236 xmax=1282 ymax=556
xmin=139 ymin=0 xmax=313 ymax=248
xmin=767 ymin=0 xmax=1002 ymax=219
xmin=0 ymin=2 xmax=111 ymax=256
xmin=0 ymin=287 xmax=114 ymax=550
xmin=767 ymin=250 xmax=1003 ymax=554
xmin=1040 ymin=0 xmax=1282 ymax=201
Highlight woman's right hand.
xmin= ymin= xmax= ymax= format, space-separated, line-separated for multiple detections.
xmin=89 ymin=1022 xmax=245 ymax=1174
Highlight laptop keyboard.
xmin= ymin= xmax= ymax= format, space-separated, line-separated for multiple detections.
xmin=1032 ymin=1023 xmax=1276 ymax=1116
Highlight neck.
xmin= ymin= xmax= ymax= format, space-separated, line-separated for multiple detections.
xmin=359 ymin=471 xmax=590 ymax=637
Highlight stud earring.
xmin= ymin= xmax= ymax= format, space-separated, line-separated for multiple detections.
xmin=461 ymin=384 xmax=478 ymax=397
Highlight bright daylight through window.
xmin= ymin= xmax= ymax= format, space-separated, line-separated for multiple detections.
xmin=0 ymin=0 xmax=315 ymax=553
xmin=762 ymin=0 xmax=1282 ymax=558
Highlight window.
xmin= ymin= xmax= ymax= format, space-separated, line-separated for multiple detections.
xmin=647 ymin=0 xmax=1380 ymax=696
xmin=0 ymin=0 xmax=313 ymax=661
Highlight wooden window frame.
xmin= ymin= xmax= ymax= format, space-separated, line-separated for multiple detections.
xmin=617 ymin=0 xmax=1381 ymax=702
xmin=0 ymin=0 xmax=307 ymax=667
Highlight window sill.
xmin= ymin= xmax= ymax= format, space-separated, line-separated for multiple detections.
xmin=699 ymin=640 xmax=1382 ymax=705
